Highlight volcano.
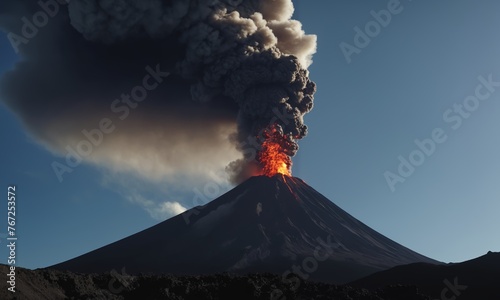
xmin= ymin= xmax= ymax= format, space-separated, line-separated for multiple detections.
xmin=51 ymin=175 xmax=437 ymax=283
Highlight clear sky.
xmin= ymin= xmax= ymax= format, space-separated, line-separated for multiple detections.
xmin=1 ymin=0 xmax=500 ymax=270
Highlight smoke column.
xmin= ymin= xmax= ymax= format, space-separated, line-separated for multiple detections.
xmin=0 ymin=0 xmax=316 ymax=184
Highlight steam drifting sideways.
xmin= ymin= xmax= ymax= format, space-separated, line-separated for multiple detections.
xmin=0 ymin=0 xmax=316 ymax=184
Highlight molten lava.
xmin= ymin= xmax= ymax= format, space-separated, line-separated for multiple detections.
xmin=260 ymin=140 xmax=292 ymax=176
xmin=258 ymin=125 xmax=292 ymax=177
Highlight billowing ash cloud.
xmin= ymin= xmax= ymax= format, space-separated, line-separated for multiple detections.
xmin=0 ymin=0 xmax=316 ymax=185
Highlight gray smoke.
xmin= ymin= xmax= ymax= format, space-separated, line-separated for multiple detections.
xmin=0 ymin=0 xmax=316 ymax=184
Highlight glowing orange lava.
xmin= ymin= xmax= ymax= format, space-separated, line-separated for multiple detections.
xmin=259 ymin=139 xmax=292 ymax=177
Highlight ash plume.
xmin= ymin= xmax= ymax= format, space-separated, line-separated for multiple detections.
xmin=0 ymin=0 xmax=316 ymax=184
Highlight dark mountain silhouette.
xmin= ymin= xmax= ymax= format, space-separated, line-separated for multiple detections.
xmin=50 ymin=175 xmax=437 ymax=283
xmin=350 ymin=251 xmax=500 ymax=300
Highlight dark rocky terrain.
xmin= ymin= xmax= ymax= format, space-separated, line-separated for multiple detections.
xmin=3 ymin=255 xmax=499 ymax=300
xmin=0 ymin=264 xmax=434 ymax=300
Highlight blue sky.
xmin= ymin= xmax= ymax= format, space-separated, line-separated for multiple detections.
xmin=1 ymin=0 xmax=500 ymax=270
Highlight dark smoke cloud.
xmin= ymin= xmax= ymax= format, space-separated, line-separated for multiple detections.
xmin=0 ymin=0 xmax=316 ymax=184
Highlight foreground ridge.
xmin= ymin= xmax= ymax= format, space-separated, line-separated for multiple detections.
xmin=1 ymin=264 xmax=435 ymax=300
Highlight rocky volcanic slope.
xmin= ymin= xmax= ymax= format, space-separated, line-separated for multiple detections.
xmin=0 ymin=264 xmax=434 ymax=300
xmin=51 ymin=175 xmax=437 ymax=283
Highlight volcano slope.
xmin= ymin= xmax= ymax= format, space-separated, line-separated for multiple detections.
xmin=51 ymin=175 xmax=438 ymax=283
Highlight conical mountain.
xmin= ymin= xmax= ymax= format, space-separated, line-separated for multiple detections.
xmin=51 ymin=175 xmax=438 ymax=283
